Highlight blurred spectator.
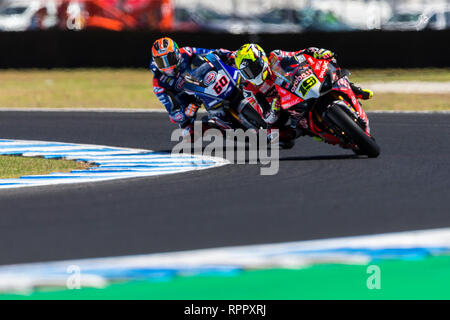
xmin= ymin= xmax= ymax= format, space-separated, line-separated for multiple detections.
xmin=30 ymin=6 xmax=47 ymax=30
xmin=83 ymin=0 xmax=136 ymax=31
xmin=57 ymin=1 xmax=69 ymax=29
xmin=131 ymin=0 xmax=174 ymax=30
xmin=0 ymin=0 xmax=448 ymax=32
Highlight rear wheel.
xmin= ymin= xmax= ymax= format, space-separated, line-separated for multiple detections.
xmin=325 ymin=103 xmax=380 ymax=158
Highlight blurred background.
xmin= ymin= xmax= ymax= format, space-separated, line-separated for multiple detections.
xmin=0 ymin=0 xmax=449 ymax=111
xmin=0 ymin=0 xmax=449 ymax=32
xmin=0 ymin=0 xmax=449 ymax=301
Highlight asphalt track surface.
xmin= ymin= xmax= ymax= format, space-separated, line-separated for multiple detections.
xmin=0 ymin=111 xmax=449 ymax=265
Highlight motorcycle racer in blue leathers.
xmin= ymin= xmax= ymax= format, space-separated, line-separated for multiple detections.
xmin=150 ymin=37 xmax=234 ymax=137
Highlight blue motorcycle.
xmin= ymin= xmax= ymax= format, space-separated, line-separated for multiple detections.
xmin=182 ymin=52 xmax=266 ymax=131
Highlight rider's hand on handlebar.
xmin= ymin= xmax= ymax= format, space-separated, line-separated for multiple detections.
xmin=214 ymin=49 xmax=235 ymax=66
xmin=271 ymin=98 xmax=281 ymax=113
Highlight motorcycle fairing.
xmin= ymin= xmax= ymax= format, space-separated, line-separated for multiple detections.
xmin=271 ymin=53 xmax=372 ymax=144
xmin=183 ymin=53 xmax=240 ymax=109
xmin=331 ymin=77 xmax=370 ymax=135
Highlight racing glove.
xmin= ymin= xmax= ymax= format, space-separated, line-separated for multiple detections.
xmin=214 ymin=48 xmax=235 ymax=67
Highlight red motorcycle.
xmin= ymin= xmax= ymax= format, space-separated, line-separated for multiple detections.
xmin=266 ymin=53 xmax=380 ymax=157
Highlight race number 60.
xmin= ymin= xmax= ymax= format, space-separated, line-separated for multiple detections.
xmin=213 ymin=76 xmax=229 ymax=94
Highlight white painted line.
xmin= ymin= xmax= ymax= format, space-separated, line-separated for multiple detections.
xmin=0 ymin=139 xmax=229 ymax=190
xmin=0 ymin=108 xmax=209 ymax=113
xmin=0 ymin=227 xmax=449 ymax=292
xmin=0 ymin=108 xmax=166 ymax=113
xmin=0 ymin=108 xmax=448 ymax=114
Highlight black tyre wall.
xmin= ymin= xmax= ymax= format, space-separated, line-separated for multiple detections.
xmin=0 ymin=30 xmax=449 ymax=68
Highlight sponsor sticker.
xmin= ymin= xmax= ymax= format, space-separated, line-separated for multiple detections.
xmin=318 ymin=61 xmax=329 ymax=80
xmin=153 ymin=86 xmax=164 ymax=94
xmin=183 ymin=47 xmax=193 ymax=56
xmin=291 ymin=69 xmax=313 ymax=93
xmin=296 ymin=54 xmax=306 ymax=64
xmin=173 ymin=111 xmax=184 ymax=122
xmin=175 ymin=77 xmax=185 ymax=90
xmin=260 ymin=82 xmax=271 ymax=94
xmin=277 ymin=86 xmax=303 ymax=108
xmin=315 ymin=61 xmax=322 ymax=71
xmin=299 ymin=75 xmax=318 ymax=96
xmin=204 ymin=71 xmax=217 ymax=86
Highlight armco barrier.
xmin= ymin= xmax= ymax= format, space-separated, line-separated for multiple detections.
xmin=1 ymin=29 xmax=449 ymax=69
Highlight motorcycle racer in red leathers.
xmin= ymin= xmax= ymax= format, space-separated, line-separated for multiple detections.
xmin=234 ymin=43 xmax=373 ymax=148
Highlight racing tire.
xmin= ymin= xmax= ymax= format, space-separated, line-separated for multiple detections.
xmin=325 ymin=103 xmax=380 ymax=158
xmin=280 ymin=139 xmax=295 ymax=149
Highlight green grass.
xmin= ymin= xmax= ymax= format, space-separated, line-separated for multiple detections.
xmin=0 ymin=69 xmax=157 ymax=109
xmin=3 ymin=255 xmax=450 ymax=300
xmin=362 ymin=93 xmax=450 ymax=111
xmin=0 ymin=156 xmax=91 ymax=179
xmin=0 ymin=69 xmax=448 ymax=110
xmin=350 ymin=68 xmax=450 ymax=83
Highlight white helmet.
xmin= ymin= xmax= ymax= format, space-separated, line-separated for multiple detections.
xmin=235 ymin=43 xmax=270 ymax=86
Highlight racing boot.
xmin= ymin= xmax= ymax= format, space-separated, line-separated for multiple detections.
xmin=180 ymin=123 xmax=195 ymax=143
xmin=268 ymin=127 xmax=296 ymax=149
xmin=279 ymin=127 xmax=296 ymax=149
xmin=350 ymin=83 xmax=373 ymax=100
xmin=208 ymin=116 xmax=233 ymax=131
xmin=291 ymin=114 xmax=315 ymax=138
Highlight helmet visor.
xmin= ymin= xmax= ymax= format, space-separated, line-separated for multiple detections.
xmin=154 ymin=51 xmax=179 ymax=71
xmin=239 ymin=60 xmax=263 ymax=80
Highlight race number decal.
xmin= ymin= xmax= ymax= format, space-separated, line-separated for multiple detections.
xmin=213 ymin=76 xmax=229 ymax=95
xmin=299 ymin=76 xmax=318 ymax=96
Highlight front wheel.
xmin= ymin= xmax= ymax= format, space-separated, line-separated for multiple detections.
xmin=325 ymin=103 xmax=380 ymax=158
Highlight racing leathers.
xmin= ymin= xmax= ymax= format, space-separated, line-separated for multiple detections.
xmin=238 ymin=48 xmax=335 ymax=144
xmin=151 ymin=47 xmax=235 ymax=136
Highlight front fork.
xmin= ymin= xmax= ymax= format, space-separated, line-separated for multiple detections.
xmin=301 ymin=92 xmax=369 ymax=146
xmin=322 ymin=99 xmax=371 ymax=148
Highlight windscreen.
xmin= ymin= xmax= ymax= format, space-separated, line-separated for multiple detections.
xmin=189 ymin=60 xmax=213 ymax=83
